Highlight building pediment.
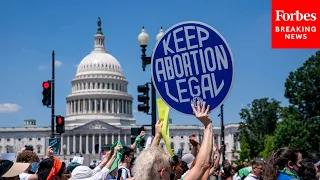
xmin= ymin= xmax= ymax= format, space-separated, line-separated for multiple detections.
xmin=73 ymin=120 xmax=119 ymax=131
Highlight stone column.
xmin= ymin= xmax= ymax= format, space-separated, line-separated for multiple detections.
xmin=92 ymin=135 xmax=95 ymax=154
xmin=118 ymin=134 xmax=120 ymax=142
xmin=67 ymin=135 xmax=70 ymax=155
xmin=66 ymin=102 xmax=69 ymax=115
xmin=73 ymin=135 xmax=76 ymax=153
xmin=111 ymin=99 xmax=114 ymax=113
xmin=79 ymin=135 xmax=82 ymax=154
xmin=77 ymin=100 xmax=80 ymax=114
xmin=60 ymin=135 xmax=64 ymax=155
xmin=218 ymin=135 xmax=221 ymax=147
xmin=117 ymin=99 xmax=120 ymax=113
xmin=98 ymin=134 xmax=101 ymax=154
xmin=85 ymin=135 xmax=89 ymax=154
xmin=111 ymin=134 xmax=114 ymax=144
xmin=94 ymin=99 xmax=97 ymax=113
xmin=124 ymin=134 xmax=127 ymax=145
xmin=70 ymin=101 xmax=73 ymax=114
xmin=89 ymin=99 xmax=91 ymax=113
xmin=84 ymin=99 xmax=86 ymax=113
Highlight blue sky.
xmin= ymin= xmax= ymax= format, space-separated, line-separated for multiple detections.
xmin=0 ymin=0 xmax=317 ymax=127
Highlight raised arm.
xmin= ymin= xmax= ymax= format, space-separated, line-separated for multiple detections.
xmin=105 ymin=146 xmax=121 ymax=169
xmin=130 ymin=130 xmax=145 ymax=150
xmin=151 ymin=120 xmax=163 ymax=147
xmin=209 ymin=145 xmax=223 ymax=176
xmin=184 ymin=102 xmax=213 ymax=180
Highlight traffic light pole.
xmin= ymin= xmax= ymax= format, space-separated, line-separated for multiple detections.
xmin=220 ymin=104 xmax=225 ymax=162
xmin=151 ymin=79 xmax=156 ymax=136
xmin=51 ymin=51 xmax=55 ymax=138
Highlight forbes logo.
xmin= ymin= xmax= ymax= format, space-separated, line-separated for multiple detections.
xmin=275 ymin=10 xmax=317 ymax=21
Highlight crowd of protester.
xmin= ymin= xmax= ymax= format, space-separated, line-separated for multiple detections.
xmin=1 ymin=102 xmax=319 ymax=180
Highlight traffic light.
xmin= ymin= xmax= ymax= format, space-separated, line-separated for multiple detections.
xmin=42 ymin=81 xmax=51 ymax=106
xmin=56 ymin=116 xmax=65 ymax=134
xmin=137 ymin=83 xmax=149 ymax=113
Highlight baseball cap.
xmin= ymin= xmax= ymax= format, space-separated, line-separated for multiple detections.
xmin=0 ymin=160 xmax=30 ymax=178
xmin=182 ymin=154 xmax=195 ymax=169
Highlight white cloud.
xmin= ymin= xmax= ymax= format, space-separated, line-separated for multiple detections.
xmin=38 ymin=66 xmax=48 ymax=71
xmin=38 ymin=60 xmax=62 ymax=71
xmin=132 ymin=109 xmax=138 ymax=113
xmin=55 ymin=60 xmax=62 ymax=67
xmin=74 ymin=64 xmax=79 ymax=68
xmin=0 ymin=103 xmax=21 ymax=113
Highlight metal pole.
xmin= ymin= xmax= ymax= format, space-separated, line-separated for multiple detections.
xmin=51 ymin=50 xmax=55 ymax=138
xmin=151 ymin=78 xmax=157 ymax=136
xmin=221 ymin=104 xmax=225 ymax=162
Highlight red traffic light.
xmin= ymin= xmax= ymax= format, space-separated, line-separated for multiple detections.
xmin=42 ymin=81 xmax=50 ymax=89
xmin=57 ymin=117 xmax=63 ymax=124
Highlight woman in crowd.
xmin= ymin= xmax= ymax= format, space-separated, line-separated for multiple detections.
xmin=263 ymin=147 xmax=302 ymax=180
xmin=132 ymin=101 xmax=213 ymax=180
xmin=16 ymin=150 xmax=40 ymax=180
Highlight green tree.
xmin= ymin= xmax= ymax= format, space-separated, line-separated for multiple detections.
xmin=259 ymin=135 xmax=275 ymax=159
xmin=238 ymin=98 xmax=281 ymax=158
xmin=284 ymin=50 xmax=320 ymax=152
xmin=284 ymin=50 xmax=320 ymax=120
xmin=274 ymin=108 xmax=311 ymax=154
xmin=240 ymin=136 xmax=251 ymax=161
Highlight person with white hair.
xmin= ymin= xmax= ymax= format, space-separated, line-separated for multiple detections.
xmin=69 ymin=145 xmax=121 ymax=180
xmin=132 ymin=101 xmax=214 ymax=180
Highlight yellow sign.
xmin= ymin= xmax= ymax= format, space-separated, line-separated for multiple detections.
xmin=157 ymin=98 xmax=174 ymax=157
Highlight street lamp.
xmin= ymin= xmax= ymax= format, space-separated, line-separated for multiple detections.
xmin=218 ymin=104 xmax=225 ymax=162
xmin=62 ymin=144 xmax=67 ymax=159
xmin=137 ymin=26 xmax=164 ymax=136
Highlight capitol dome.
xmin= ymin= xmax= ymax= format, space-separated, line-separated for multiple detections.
xmin=76 ymin=52 xmax=123 ymax=76
xmin=65 ymin=17 xmax=135 ymax=126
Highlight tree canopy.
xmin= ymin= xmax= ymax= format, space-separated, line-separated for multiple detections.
xmin=238 ymin=98 xmax=281 ymax=158
xmin=284 ymin=51 xmax=320 ymax=120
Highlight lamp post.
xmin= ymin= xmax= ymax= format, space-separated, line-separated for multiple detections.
xmin=218 ymin=104 xmax=226 ymax=162
xmin=62 ymin=144 xmax=67 ymax=159
xmin=138 ymin=27 xmax=164 ymax=136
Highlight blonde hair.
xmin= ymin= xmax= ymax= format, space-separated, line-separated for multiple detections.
xmin=132 ymin=147 xmax=171 ymax=180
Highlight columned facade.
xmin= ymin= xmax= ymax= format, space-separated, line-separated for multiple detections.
xmin=66 ymin=98 xmax=132 ymax=116
xmin=59 ymin=133 xmax=130 ymax=155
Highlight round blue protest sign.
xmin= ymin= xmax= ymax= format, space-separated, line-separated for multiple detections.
xmin=151 ymin=21 xmax=234 ymax=115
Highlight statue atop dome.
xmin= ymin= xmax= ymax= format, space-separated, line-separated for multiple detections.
xmin=97 ymin=17 xmax=103 ymax=34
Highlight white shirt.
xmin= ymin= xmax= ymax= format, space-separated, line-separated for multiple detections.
xmin=93 ymin=167 xmax=110 ymax=180
xmin=181 ymin=170 xmax=190 ymax=178
xmin=244 ymin=173 xmax=259 ymax=180
xmin=19 ymin=173 xmax=31 ymax=180
xmin=116 ymin=165 xmax=131 ymax=179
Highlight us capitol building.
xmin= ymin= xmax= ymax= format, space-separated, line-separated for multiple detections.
xmin=0 ymin=19 xmax=240 ymax=163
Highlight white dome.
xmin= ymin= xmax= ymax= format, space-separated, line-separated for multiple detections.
xmin=76 ymin=52 xmax=123 ymax=75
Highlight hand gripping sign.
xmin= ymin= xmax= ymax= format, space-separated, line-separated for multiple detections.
xmin=151 ymin=21 xmax=234 ymax=115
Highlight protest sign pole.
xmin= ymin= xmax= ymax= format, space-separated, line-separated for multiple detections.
xmin=151 ymin=79 xmax=157 ymax=136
